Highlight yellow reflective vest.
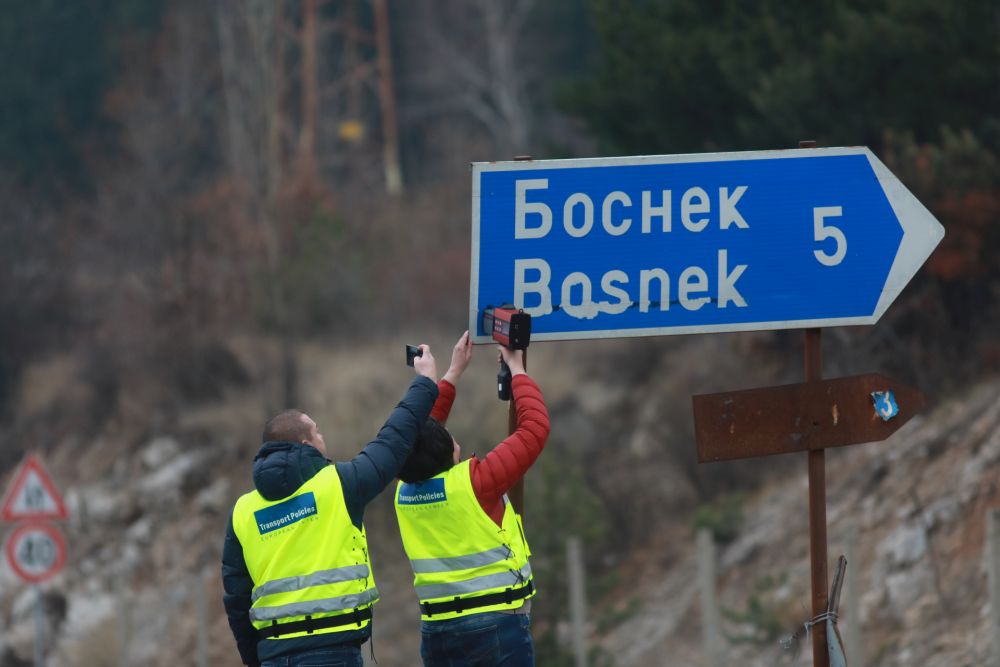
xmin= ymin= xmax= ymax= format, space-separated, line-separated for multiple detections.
xmin=394 ymin=459 xmax=534 ymax=621
xmin=231 ymin=466 xmax=378 ymax=641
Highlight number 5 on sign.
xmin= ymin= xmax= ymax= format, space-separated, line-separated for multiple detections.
xmin=814 ymin=206 xmax=846 ymax=267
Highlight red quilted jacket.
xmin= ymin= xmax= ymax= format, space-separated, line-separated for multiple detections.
xmin=431 ymin=374 xmax=550 ymax=526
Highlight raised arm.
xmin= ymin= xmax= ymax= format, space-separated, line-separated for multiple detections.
xmin=432 ymin=331 xmax=472 ymax=424
xmin=470 ymin=348 xmax=550 ymax=507
xmin=337 ymin=346 xmax=438 ymax=527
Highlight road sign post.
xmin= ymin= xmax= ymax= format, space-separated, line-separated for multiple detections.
xmin=507 ymin=349 xmax=527 ymax=517
xmin=1 ymin=454 xmax=69 ymax=522
xmin=503 ymin=155 xmax=535 ymax=519
xmin=470 ymin=144 xmax=943 ymax=667
xmin=2 ymin=454 xmax=69 ymax=667
xmin=4 ymin=521 xmax=67 ymax=667
xmin=804 ymin=326 xmax=829 ymax=666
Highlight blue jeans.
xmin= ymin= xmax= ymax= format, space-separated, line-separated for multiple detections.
xmin=420 ymin=612 xmax=534 ymax=667
xmin=260 ymin=644 xmax=363 ymax=667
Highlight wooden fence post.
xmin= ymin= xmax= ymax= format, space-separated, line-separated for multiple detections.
xmin=117 ymin=577 xmax=130 ymax=667
xmin=196 ymin=569 xmax=209 ymax=667
xmin=697 ymin=529 xmax=723 ymax=667
xmin=988 ymin=509 xmax=1000 ymax=667
xmin=845 ymin=528 xmax=863 ymax=667
xmin=567 ymin=537 xmax=588 ymax=667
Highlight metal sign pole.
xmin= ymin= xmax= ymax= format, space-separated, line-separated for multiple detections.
xmin=33 ymin=585 xmax=44 ymax=667
xmin=506 ymin=154 xmax=533 ymax=518
xmin=507 ymin=349 xmax=526 ymax=516
xmin=796 ymin=137 xmax=830 ymax=667
xmin=805 ymin=326 xmax=829 ymax=667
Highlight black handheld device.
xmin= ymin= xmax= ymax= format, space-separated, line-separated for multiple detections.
xmin=405 ymin=344 xmax=422 ymax=367
xmin=481 ymin=306 xmax=531 ymax=401
xmin=496 ymin=360 xmax=513 ymax=400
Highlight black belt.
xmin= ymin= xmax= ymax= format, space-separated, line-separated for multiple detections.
xmin=420 ymin=581 xmax=534 ymax=617
xmin=259 ymin=607 xmax=373 ymax=639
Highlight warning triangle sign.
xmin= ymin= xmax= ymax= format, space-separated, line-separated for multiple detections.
xmin=1 ymin=454 xmax=68 ymax=521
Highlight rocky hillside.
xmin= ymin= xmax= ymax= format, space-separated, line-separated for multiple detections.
xmin=595 ymin=375 xmax=1000 ymax=666
xmin=0 ymin=335 xmax=996 ymax=667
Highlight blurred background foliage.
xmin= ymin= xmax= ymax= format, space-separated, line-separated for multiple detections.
xmin=0 ymin=0 xmax=994 ymax=416
xmin=526 ymin=437 xmax=611 ymax=664
xmin=0 ymin=0 xmax=995 ymax=411
xmin=0 ymin=1 xmax=997 ymax=663
xmin=565 ymin=0 xmax=1000 ymax=156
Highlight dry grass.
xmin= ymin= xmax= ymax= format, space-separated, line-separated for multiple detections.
xmin=294 ymin=331 xmax=585 ymax=458
xmin=15 ymin=354 xmax=84 ymax=417
xmin=56 ymin=613 xmax=121 ymax=667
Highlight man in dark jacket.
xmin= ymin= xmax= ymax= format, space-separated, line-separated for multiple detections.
xmin=222 ymin=345 xmax=438 ymax=667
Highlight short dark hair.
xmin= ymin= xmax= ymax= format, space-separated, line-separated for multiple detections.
xmin=398 ymin=418 xmax=455 ymax=483
xmin=262 ymin=409 xmax=311 ymax=444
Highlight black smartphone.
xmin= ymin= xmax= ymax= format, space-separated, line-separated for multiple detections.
xmin=405 ymin=344 xmax=422 ymax=367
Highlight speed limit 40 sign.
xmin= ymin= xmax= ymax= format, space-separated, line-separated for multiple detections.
xmin=5 ymin=521 xmax=66 ymax=583
xmin=2 ymin=454 xmax=69 ymax=584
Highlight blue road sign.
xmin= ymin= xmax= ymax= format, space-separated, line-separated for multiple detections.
xmin=470 ymin=147 xmax=944 ymax=343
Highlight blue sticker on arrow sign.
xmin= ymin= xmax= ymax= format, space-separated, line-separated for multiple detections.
xmin=871 ymin=391 xmax=898 ymax=421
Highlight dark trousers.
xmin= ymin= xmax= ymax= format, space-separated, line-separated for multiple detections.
xmin=261 ymin=644 xmax=363 ymax=667
xmin=420 ymin=612 xmax=534 ymax=667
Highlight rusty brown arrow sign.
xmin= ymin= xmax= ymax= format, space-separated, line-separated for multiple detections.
xmin=693 ymin=373 xmax=927 ymax=463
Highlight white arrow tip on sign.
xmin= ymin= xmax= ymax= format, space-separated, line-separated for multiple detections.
xmin=865 ymin=149 xmax=946 ymax=322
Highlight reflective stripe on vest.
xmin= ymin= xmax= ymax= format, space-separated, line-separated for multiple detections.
xmin=394 ymin=459 xmax=535 ymax=621
xmin=414 ymin=562 xmax=533 ymax=601
xmin=250 ymin=586 xmax=380 ymax=622
xmin=232 ymin=465 xmax=378 ymax=639
xmin=251 ymin=564 xmax=371 ymax=603
xmin=409 ymin=546 xmax=512 ymax=574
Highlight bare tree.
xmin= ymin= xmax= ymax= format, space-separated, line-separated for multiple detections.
xmin=373 ymin=0 xmax=404 ymax=194
xmin=403 ymin=0 xmax=538 ymax=157
xmin=216 ymin=0 xmax=300 ymax=407
xmin=311 ymin=0 xmax=405 ymax=195
xmin=297 ymin=0 xmax=321 ymax=188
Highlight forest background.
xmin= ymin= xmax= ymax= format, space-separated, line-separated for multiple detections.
xmin=1 ymin=1 xmax=999 ymax=666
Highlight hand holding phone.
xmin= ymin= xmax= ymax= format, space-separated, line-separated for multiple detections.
xmin=409 ymin=344 xmax=437 ymax=382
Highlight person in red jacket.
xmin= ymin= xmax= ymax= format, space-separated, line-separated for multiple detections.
xmin=395 ymin=331 xmax=550 ymax=667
